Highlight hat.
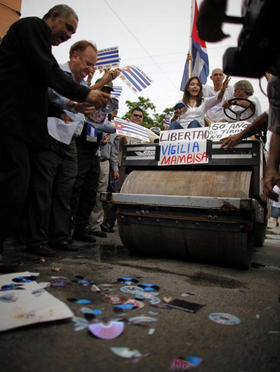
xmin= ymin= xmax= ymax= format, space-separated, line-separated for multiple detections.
xmin=95 ymin=78 xmax=113 ymax=91
xmin=174 ymin=102 xmax=185 ymax=110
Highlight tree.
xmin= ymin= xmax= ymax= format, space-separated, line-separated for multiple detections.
xmin=122 ymin=96 xmax=156 ymax=128
xmin=154 ymin=107 xmax=174 ymax=129
xmin=122 ymin=96 xmax=174 ymax=130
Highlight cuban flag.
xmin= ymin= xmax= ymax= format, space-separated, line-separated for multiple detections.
xmin=120 ymin=66 xmax=152 ymax=93
xmin=111 ymin=86 xmax=123 ymax=99
xmin=180 ymin=0 xmax=209 ymax=91
xmin=96 ymin=46 xmax=121 ymax=70
xmin=114 ymin=117 xmax=149 ymax=142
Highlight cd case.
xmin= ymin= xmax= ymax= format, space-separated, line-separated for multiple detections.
xmin=167 ymin=299 xmax=205 ymax=313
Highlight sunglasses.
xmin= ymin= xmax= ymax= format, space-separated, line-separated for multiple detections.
xmin=133 ymin=113 xmax=143 ymax=118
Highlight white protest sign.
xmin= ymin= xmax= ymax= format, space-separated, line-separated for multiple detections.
xmin=48 ymin=117 xmax=81 ymax=144
xmin=0 ymin=271 xmax=73 ymax=332
xmin=159 ymin=128 xmax=209 ymax=166
xmin=208 ymin=121 xmax=251 ymax=141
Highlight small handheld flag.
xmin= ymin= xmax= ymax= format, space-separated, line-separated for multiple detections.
xmin=114 ymin=117 xmax=149 ymax=142
xmin=120 ymin=65 xmax=152 ymax=93
xmin=111 ymin=86 xmax=123 ymax=99
xmin=96 ymin=46 xmax=121 ymax=70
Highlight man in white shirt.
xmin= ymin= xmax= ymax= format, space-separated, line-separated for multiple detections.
xmin=203 ymin=68 xmax=234 ymax=122
xmin=223 ymin=80 xmax=262 ymax=123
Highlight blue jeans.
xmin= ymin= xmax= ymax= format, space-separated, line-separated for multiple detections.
xmin=187 ymin=120 xmax=202 ymax=128
xmin=168 ymin=120 xmax=202 ymax=130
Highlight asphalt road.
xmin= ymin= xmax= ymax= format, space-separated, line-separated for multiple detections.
xmin=0 ymin=220 xmax=279 ymax=372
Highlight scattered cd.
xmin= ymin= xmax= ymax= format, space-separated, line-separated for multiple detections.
xmin=51 ymin=281 xmax=69 ymax=287
xmin=114 ymin=304 xmax=136 ymax=313
xmin=137 ymin=283 xmax=160 ymax=292
xmin=73 ymin=279 xmax=93 ymax=286
xmin=104 ymin=294 xmax=128 ymax=305
xmin=134 ymin=292 xmax=161 ymax=304
xmin=91 ymin=284 xmax=101 ymax=293
xmin=128 ymin=316 xmax=157 ymax=324
xmin=120 ymin=285 xmax=144 ymax=295
xmin=76 ymin=299 xmax=92 ymax=305
xmin=117 ymin=277 xmax=139 ymax=285
xmin=72 ymin=316 xmax=89 ymax=331
xmin=88 ymin=321 xmax=124 ymax=339
xmin=0 ymin=293 xmax=17 ymax=303
xmin=97 ymin=283 xmax=116 ymax=293
xmin=12 ymin=275 xmax=37 ymax=283
xmin=209 ymin=312 xmax=241 ymax=325
xmin=1 ymin=284 xmax=24 ymax=291
xmin=110 ymin=347 xmax=143 ymax=359
xmin=125 ymin=299 xmax=144 ymax=309
xmin=67 ymin=298 xmax=92 ymax=304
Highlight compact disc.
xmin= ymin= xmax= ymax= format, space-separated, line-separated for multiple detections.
xmin=114 ymin=304 xmax=136 ymax=312
xmin=120 ymin=285 xmax=144 ymax=295
xmin=88 ymin=321 xmax=124 ymax=339
xmin=137 ymin=283 xmax=160 ymax=292
xmin=12 ymin=275 xmax=37 ymax=283
xmin=125 ymin=299 xmax=144 ymax=309
xmin=104 ymin=294 xmax=128 ymax=305
xmin=117 ymin=277 xmax=139 ymax=285
xmin=209 ymin=312 xmax=240 ymax=325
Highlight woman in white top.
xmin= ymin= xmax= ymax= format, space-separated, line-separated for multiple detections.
xmin=169 ymin=75 xmax=230 ymax=130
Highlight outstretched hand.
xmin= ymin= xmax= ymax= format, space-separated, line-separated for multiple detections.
xmin=86 ymin=90 xmax=112 ymax=109
xmin=221 ymin=133 xmax=242 ymax=149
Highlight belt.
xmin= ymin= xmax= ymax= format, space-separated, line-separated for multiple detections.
xmin=100 ymin=158 xmax=109 ymax=162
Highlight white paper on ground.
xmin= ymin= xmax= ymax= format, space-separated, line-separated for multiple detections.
xmin=47 ymin=117 xmax=81 ymax=145
xmin=0 ymin=271 xmax=73 ymax=332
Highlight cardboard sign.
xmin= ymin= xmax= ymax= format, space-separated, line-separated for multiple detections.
xmin=159 ymin=127 xmax=209 ymax=166
xmin=159 ymin=140 xmax=208 ymax=166
xmin=0 ymin=272 xmax=73 ymax=332
xmin=208 ymin=121 xmax=250 ymax=141
xmin=159 ymin=127 xmax=210 ymax=143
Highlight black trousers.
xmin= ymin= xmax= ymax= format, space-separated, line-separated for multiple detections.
xmin=71 ymin=140 xmax=100 ymax=234
xmin=23 ymin=137 xmax=77 ymax=246
xmin=0 ymin=135 xmax=32 ymax=252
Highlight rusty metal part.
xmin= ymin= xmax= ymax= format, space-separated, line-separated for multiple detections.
xmin=121 ymin=170 xmax=251 ymax=198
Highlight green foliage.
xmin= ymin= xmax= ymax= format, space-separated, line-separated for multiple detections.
xmin=154 ymin=107 xmax=174 ymax=129
xmin=122 ymin=96 xmax=173 ymax=130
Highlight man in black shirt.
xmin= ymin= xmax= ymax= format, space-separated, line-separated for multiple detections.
xmin=0 ymin=4 xmax=110 ymax=270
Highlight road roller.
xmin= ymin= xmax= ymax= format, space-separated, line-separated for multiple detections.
xmin=102 ymin=120 xmax=267 ymax=269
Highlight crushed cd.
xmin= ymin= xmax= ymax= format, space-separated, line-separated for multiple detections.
xmin=12 ymin=275 xmax=37 ymax=283
xmin=104 ymin=294 xmax=128 ymax=305
xmin=125 ymin=299 xmax=144 ymax=309
xmin=137 ymin=283 xmax=160 ymax=292
xmin=120 ymin=285 xmax=145 ymax=295
xmin=88 ymin=320 xmax=124 ymax=339
xmin=208 ymin=312 xmax=241 ymax=325
xmin=117 ymin=277 xmax=139 ymax=285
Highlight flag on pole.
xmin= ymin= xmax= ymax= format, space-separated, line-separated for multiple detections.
xmin=111 ymin=86 xmax=123 ymax=99
xmin=114 ymin=117 xmax=149 ymax=141
xmin=180 ymin=0 xmax=209 ymax=91
xmin=120 ymin=65 xmax=152 ymax=93
xmin=96 ymin=46 xmax=121 ymax=70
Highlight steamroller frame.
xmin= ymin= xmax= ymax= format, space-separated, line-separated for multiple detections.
xmin=102 ymin=140 xmax=266 ymax=269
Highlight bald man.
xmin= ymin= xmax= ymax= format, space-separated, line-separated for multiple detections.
xmin=203 ymin=68 xmax=234 ymax=122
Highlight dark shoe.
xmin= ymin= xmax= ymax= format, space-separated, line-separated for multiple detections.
xmin=27 ymin=244 xmax=56 ymax=257
xmin=51 ymin=241 xmax=79 ymax=251
xmin=0 ymin=258 xmax=20 ymax=273
xmin=73 ymin=232 xmax=96 ymax=243
xmin=91 ymin=231 xmax=107 ymax=238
